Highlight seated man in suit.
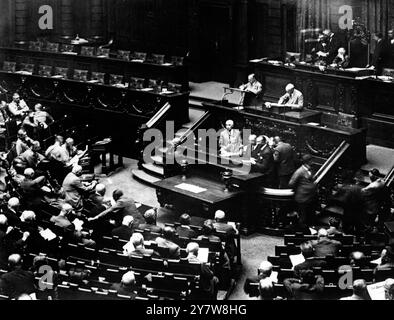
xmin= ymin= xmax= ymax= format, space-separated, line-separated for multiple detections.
xmin=219 ymin=120 xmax=242 ymax=157
xmin=155 ymin=227 xmax=180 ymax=259
xmin=213 ymin=210 xmax=238 ymax=263
xmin=294 ymin=242 xmax=327 ymax=277
xmin=273 ymin=136 xmax=296 ymax=189
xmin=62 ymin=165 xmax=97 ymax=212
xmin=185 ymin=242 xmax=218 ymax=300
xmin=3 ymin=197 xmax=22 ymax=227
xmin=176 ymin=213 xmax=198 ymax=239
xmin=126 ymin=233 xmax=158 ymax=258
xmin=88 ymin=189 xmax=144 ymax=227
xmin=16 ymin=141 xmax=45 ymax=171
xmin=330 ymin=47 xmax=350 ymax=68
xmin=0 ymin=254 xmax=36 ymax=299
xmin=109 ymin=271 xmax=137 ymax=299
xmin=137 ymin=209 xmax=163 ymax=238
xmin=283 ymin=269 xmax=325 ymax=300
xmin=86 ymin=183 xmax=110 ymax=216
xmin=111 ymin=216 xmax=135 ymax=241
xmin=266 ymin=83 xmax=304 ymax=111
xmin=311 ymin=228 xmax=342 ymax=258
xmin=244 ymin=261 xmax=277 ymax=299
xmin=19 ymin=168 xmax=47 ymax=209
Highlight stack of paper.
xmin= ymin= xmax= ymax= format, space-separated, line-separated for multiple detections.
xmin=289 ymin=253 xmax=305 ymax=268
xmin=175 ymin=183 xmax=207 ymax=194
xmin=197 ymin=248 xmax=209 ymax=263
xmin=40 ymin=229 xmax=57 ymax=241
xmin=367 ymin=281 xmax=386 ymax=300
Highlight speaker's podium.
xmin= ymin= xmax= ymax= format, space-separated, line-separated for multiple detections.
xmin=221 ymin=87 xmax=261 ymax=110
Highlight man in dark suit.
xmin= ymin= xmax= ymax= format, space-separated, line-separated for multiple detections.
xmin=386 ymin=29 xmax=394 ymax=68
xmin=138 ymin=209 xmax=162 ymax=233
xmin=253 ymin=136 xmax=276 ymax=187
xmin=0 ymin=254 xmax=36 ymax=299
xmin=109 ymin=271 xmax=137 ymax=299
xmin=20 ymin=168 xmax=47 ymax=209
xmin=2 ymin=197 xmax=21 ymax=227
xmin=111 ymin=215 xmax=134 ymax=241
xmin=155 ymin=227 xmax=180 ymax=259
xmin=370 ymin=33 xmax=388 ymax=74
xmin=288 ymin=154 xmax=317 ymax=225
xmin=213 ymin=210 xmax=238 ymax=263
xmin=323 ymin=29 xmax=342 ymax=64
xmin=294 ymin=242 xmax=327 ymax=277
xmin=176 ymin=213 xmax=198 ymax=239
xmin=88 ymin=189 xmax=144 ymax=227
xmin=283 ymin=269 xmax=325 ymax=300
xmin=311 ymin=229 xmax=342 ymax=258
xmin=273 ymin=136 xmax=296 ymax=189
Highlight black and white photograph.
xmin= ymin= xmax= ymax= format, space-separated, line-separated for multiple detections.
xmin=0 ymin=0 xmax=393 ymax=308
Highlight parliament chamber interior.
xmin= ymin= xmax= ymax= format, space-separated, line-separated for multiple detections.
xmin=0 ymin=0 xmax=393 ymax=302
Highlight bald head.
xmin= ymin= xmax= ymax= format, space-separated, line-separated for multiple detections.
xmin=0 ymin=214 xmax=8 ymax=226
xmin=72 ymin=165 xmax=83 ymax=175
xmin=131 ymin=233 xmax=144 ymax=248
xmin=187 ymin=242 xmax=199 ymax=256
xmin=8 ymin=197 xmax=20 ymax=209
xmin=122 ymin=215 xmax=134 ymax=227
xmin=8 ymin=254 xmax=22 ymax=268
xmin=215 ymin=210 xmax=226 ymax=222
xmin=285 ymin=83 xmax=295 ymax=93
xmin=144 ymin=209 xmax=157 ymax=224
xmin=61 ymin=203 xmax=73 ymax=216
xmin=258 ymin=261 xmax=273 ymax=277
xmin=24 ymin=168 xmax=35 ymax=178
xmin=121 ymin=271 xmax=135 ymax=287
xmin=95 ymin=183 xmax=106 ymax=196
xmin=21 ymin=210 xmax=36 ymax=222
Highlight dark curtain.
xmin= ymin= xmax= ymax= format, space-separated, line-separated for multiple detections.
xmin=296 ymin=0 xmax=331 ymax=52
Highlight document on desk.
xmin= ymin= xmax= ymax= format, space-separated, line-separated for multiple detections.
xmin=175 ymin=183 xmax=207 ymax=194
xmin=197 ymin=248 xmax=209 ymax=263
xmin=289 ymin=253 xmax=305 ymax=268
xmin=367 ymin=281 xmax=386 ymax=300
xmin=40 ymin=228 xmax=57 ymax=241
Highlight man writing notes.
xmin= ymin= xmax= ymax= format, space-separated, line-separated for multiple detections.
xmin=219 ymin=120 xmax=242 ymax=157
xmin=266 ymin=83 xmax=304 ymax=111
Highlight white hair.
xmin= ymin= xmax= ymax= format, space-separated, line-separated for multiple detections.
xmin=72 ymin=165 xmax=83 ymax=174
xmin=121 ymin=271 xmax=135 ymax=286
xmin=8 ymin=197 xmax=20 ymax=208
xmin=130 ymin=232 xmax=144 ymax=247
xmin=215 ymin=210 xmax=226 ymax=220
xmin=24 ymin=168 xmax=35 ymax=177
xmin=21 ymin=211 xmax=36 ymax=222
xmin=285 ymin=83 xmax=295 ymax=91
xmin=122 ymin=215 xmax=134 ymax=227
xmin=186 ymin=242 xmax=199 ymax=255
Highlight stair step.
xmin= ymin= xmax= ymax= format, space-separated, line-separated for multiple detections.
xmin=131 ymin=169 xmax=161 ymax=186
xmin=151 ymin=155 xmax=164 ymax=165
xmin=142 ymin=163 xmax=165 ymax=177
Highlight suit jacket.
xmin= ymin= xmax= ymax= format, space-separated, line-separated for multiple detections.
xmin=311 ymin=238 xmax=342 ymax=257
xmin=278 ymin=89 xmax=304 ymax=109
xmin=0 ymin=267 xmax=36 ymax=299
xmin=253 ymin=144 xmax=276 ymax=185
xmin=137 ymin=224 xmax=163 ymax=240
xmin=86 ymin=193 xmax=106 ymax=217
xmin=284 ymin=276 xmax=325 ymax=300
xmin=2 ymin=207 xmax=21 ymax=227
xmin=62 ymin=172 xmax=91 ymax=210
xmin=111 ymin=225 xmax=134 ymax=241
xmin=294 ymin=258 xmax=327 ymax=277
xmin=155 ymin=237 xmax=180 ymax=259
xmin=274 ymin=142 xmax=296 ymax=177
xmin=176 ymin=226 xmax=197 ymax=239
xmin=219 ymin=129 xmax=242 ymax=154
xmin=289 ymin=165 xmax=317 ymax=204
xmin=108 ymin=196 xmax=144 ymax=227
xmin=332 ymin=54 xmax=350 ymax=68
xmin=372 ymin=39 xmax=388 ymax=72
xmin=386 ymin=39 xmax=394 ymax=68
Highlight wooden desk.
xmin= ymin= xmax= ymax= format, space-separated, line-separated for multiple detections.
xmin=0 ymin=47 xmax=189 ymax=90
xmin=154 ymin=175 xmax=244 ymax=221
xmin=250 ymin=61 xmax=394 ymax=147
